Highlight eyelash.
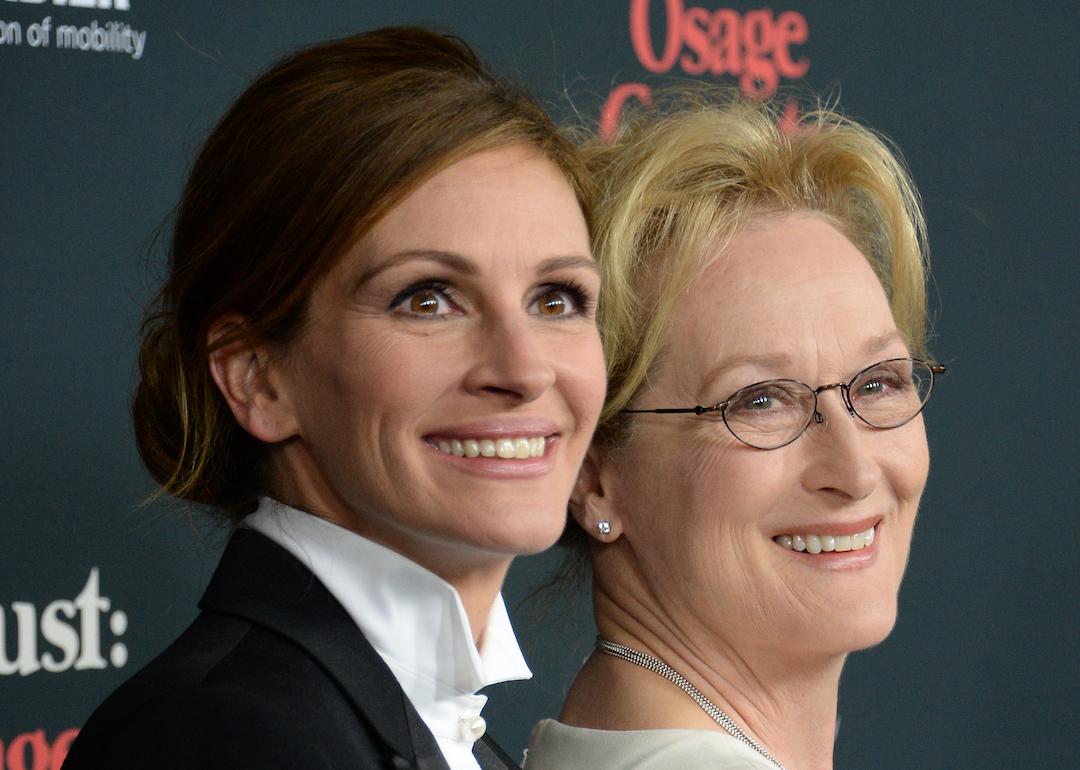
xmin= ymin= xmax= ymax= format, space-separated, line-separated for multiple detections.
xmin=389 ymin=279 xmax=595 ymax=319
xmin=538 ymin=280 xmax=594 ymax=318
xmin=389 ymin=280 xmax=460 ymax=317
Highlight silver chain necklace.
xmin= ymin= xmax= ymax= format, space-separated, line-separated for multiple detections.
xmin=595 ymin=637 xmax=788 ymax=770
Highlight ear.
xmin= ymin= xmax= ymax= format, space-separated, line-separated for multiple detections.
xmin=570 ymin=445 xmax=624 ymax=543
xmin=206 ymin=313 xmax=300 ymax=444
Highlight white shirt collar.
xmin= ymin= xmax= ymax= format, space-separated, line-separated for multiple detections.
xmin=243 ymin=497 xmax=531 ymax=769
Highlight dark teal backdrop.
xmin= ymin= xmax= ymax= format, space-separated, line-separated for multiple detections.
xmin=3 ymin=2 xmax=1077 ymax=768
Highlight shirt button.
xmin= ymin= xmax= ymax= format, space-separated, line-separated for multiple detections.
xmin=459 ymin=712 xmax=487 ymax=741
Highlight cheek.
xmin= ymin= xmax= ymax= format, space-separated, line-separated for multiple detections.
xmin=621 ymin=434 xmax=772 ymax=560
xmin=682 ymin=442 xmax=800 ymax=574
xmin=680 ymin=436 xmax=785 ymax=529
xmin=610 ymin=436 xmax=689 ymax=551
xmin=564 ymin=336 xmax=607 ymax=420
xmin=874 ymin=421 xmax=929 ymax=579
xmin=294 ymin=328 xmax=429 ymax=440
xmin=889 ymin=418 xmax=930 ymax=506
xmin=574 ymin=356 xmax=609 ymax=423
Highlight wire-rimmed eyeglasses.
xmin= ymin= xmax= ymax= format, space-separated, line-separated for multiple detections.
xmin=622 ymin=357 xmax=946 ymax=450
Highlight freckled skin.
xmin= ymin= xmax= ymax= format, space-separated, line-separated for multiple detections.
xmin=599 ymin=212 xmax=929 ymax=663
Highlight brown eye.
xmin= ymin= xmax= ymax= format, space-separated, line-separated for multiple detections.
xmin=530 ymin=283 xmax=588 ymax=318
xmin=409 ymin=290 xmax=442 ymax=314
xmin=390 ymin=282 xmax=458 ymax=318
xmin=537 ymin=291 xmax=568 ymax=316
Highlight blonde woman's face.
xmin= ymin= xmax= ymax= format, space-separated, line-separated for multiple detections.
xmin=605 ymin=213 xmax=929 ymax=659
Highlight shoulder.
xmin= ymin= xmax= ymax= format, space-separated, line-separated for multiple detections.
xmin=94 ymin=608 xmax=344 ymax=715
xmin=64 ymin=612 xmax=384 ymax=769
xmin=66 ymin=685 xmax=334 ymax=769
xmin=525 ymin=719 xmax=774 ymax=770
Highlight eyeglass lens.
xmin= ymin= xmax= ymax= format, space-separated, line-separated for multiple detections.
xmin=722 ymin=358 xmax=935 ymax=449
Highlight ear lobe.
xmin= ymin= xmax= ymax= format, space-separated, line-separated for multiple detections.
xmin=570 ymin=445 xmax=623 ymax=542
xmin=206 ymin=314 xmax=299 ymax=444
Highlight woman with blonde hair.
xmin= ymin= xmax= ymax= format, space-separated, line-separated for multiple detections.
xmin=526 ymin=91 xmax=944 ymax=769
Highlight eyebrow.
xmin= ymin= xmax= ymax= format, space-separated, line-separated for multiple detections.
xmin=859 ymin=329 xmax=909 ymax=358
xmin=534 ymin=255 xmax=602 ymax=278
xmin=351 ymin=250 xmax=476 ymax=292
xmin=699 ymin=352 xmax=795 ymax=391
xmin=350 ymin=249 xmax=599 ymax=293
xmin=698 ymin=330 xmax=910 ymax=395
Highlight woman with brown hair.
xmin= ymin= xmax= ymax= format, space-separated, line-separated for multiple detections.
xmin=526 ymin=90 xmax=944 ymax=769
xmin=63 ymin=27 xmax=606 ymax=770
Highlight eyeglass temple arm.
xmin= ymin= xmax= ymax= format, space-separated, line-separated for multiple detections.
xmin=622 ymin=363 xmax=945 ymax=417
xmin=621 ymin=405 xmax=720 ymax=415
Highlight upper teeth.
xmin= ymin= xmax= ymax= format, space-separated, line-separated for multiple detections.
xmin=774 ymin=526 xmax=876 ymax=554
xmin=431 ymin=437 xmax=546 ymax=459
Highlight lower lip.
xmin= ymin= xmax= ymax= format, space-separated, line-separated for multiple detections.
xmin=776 ymin=525 xmax=881 ymax=571
xmin=425 ymin=436 xmax=559 ymax=479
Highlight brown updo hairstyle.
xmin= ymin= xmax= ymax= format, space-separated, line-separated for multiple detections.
xmin=133 ymin=27 xmax=591 ymax=523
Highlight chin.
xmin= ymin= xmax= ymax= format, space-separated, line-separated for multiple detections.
xmin=847 ymin=619 xmax=898 ymax=654
xmin=494 ymin=512 xmax=568 ymax=556
xmin=452 ymin=503 xmax=568 ymax=559
xmin=783 ymin=596 xmax=900 ymax=660
xmin=833 ymin=602 xmax=900 ymax=655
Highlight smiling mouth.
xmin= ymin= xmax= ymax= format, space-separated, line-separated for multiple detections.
xmin=773 ymin=526 xmax=877 ymax=554
xmin=426 ymin=435 xmax=550 ymax=459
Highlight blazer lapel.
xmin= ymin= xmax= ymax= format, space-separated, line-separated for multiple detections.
xmin=199 ymin=528 xmax=451 ymax=770
xmin=474 ymin=734 xmax=522 ymax=769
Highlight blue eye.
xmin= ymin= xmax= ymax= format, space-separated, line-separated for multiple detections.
xmin=726 ymin=382 xmax=807 ymax=419
xmin=860 ymin=379 xmax=885 ymax=396
xmin=853 ymin=365 xmax=911 ymax=401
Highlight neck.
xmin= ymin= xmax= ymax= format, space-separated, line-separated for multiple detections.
xmin=562 ymin=580 xmax=843 ymax=770
xmin=436 ymin=558 xmax=512 ymax=648
xmin=268 ymin=454 xmax=512 ymax=648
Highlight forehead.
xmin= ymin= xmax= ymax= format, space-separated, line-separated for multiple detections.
xmin=363 ymin=144 xmax=589 ymax=263
xmin=668 ymin=213 xmax=899 ymax=377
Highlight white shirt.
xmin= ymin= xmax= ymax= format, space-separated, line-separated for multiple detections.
xmin=245 ymin=498 xmax=532 ymax=770
xmin=525 ymin=719 xmax=776 ymax=769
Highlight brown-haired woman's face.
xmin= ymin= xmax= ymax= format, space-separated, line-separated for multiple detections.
xmin=268 ymin=145 xmax=605 ymax=575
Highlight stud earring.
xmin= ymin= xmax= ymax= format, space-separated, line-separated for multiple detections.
xmin=597 ymin=520 xmax=611 ymax=536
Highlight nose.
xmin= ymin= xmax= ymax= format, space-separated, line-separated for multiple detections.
xmin=800 ymin=390 xmax=879 ymax=501
xmin=462 ymin=313 xmax=556 ymax=404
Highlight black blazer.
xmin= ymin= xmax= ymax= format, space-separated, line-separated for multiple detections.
xmin=63 ymin=528 xmax=521 ymax=770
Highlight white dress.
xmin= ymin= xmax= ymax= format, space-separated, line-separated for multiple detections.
xmin=525 ymin=719 xmax=777 ymax=769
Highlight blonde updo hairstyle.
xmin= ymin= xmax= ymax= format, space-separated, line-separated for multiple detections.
xmin=133 ymin=27 xmax=591 ymax=523
xmin=586 ymin=88 xmax=929 ymax=453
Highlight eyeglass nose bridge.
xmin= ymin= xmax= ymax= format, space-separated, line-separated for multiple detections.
xmin=809 ymin=381 xmax=855 ymax=425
